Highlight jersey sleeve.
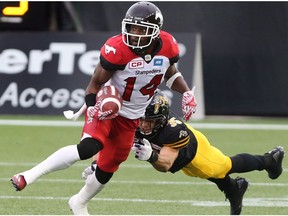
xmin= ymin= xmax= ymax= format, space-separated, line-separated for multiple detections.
xmin=164 ymin=118 xmax=198 ymax=173
xmin=99 ymin=35 xmax=130 ymax=71
xmin=159 ymin=31 xmax=180 ymax=65
xmin=162 ymin=119 xmax=190 ymax=149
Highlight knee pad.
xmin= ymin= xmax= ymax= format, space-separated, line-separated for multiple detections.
xmin=77 ymin=138 xmax=103 ymax=160
xmin=96 ymin=166 xmax=114 ymax=184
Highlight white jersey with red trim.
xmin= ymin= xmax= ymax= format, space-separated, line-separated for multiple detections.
xmin=100 ymin=31 xmax=180 ymax=119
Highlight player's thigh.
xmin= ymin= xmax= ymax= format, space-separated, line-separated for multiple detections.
xmin=184 ymin=129 xmax=232 ymax=178
xmin=97 ymin=118 xmax=137 ymax=172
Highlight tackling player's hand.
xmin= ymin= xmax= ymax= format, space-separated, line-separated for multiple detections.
xmin=82 ymin=160 xmax=97 ymax=180
xmin=182 ymin=86 xmax=197 ymax=121
xmin=132 ymin=138 xmax=158 ymax=163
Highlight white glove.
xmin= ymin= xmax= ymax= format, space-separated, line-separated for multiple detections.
xmin=81 ymin=161 xmax=97 ymax=180
xmin=182 ymin=86 xmax=197 ymax=121
xmin=132 ymin=138 xmax=158 ymax=162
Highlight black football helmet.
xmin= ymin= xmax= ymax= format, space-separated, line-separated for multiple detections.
xmin=140 ymin=92 xmax=170 ymax=135
xmin=122 ymin=1 xmax=163 ymax=51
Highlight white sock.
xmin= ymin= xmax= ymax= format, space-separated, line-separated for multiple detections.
xmin=21 ymin=145 xmax=80 ymax=185
xmin=76 ymin=171 xmax=105 ymax=205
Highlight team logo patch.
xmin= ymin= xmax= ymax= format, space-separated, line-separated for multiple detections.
xmin=104 ymin=44 xmax=116 ymax=55
xmin=129 ymin=60 xmax=144 ymax=69
xmin=179 ymin=130 xmax=188 ymax=138
xmin=153 ymin=58 xmax=163 ymax=66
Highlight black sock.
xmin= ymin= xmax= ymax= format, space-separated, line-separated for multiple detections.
xmin=228 ymin=153 xmax=265 ymax=174
xmin=208 ymin=176 xmax=235 ymax=192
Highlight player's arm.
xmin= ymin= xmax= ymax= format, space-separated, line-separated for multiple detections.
xmin=132 ymin=139 xmax=179 ymax=172
xmin=164 ymin=64 xmax=190 ymax=93
xmin=151 ymin=146 xmax=179 ymax=172
xmin=85 ymin=63 xmax=114 ymax=107
xmin=165 ymin=64 xmax=197 ymax=121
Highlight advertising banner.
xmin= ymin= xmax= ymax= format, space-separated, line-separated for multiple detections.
xmin=0 ymin=32 xmax=195 ymax=117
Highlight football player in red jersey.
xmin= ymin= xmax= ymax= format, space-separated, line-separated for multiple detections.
xmin=130 ymin=92 xmax=285 ymax=215
xmin=11 ymin=2 xmax=197 ymax=215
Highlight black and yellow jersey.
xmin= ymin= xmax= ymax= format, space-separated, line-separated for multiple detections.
xmin=135 ymin=115 xmax=198 ymax=173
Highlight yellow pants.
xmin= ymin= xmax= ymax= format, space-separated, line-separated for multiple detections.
xmin=181 ymin=125 xmax=232 ymax=179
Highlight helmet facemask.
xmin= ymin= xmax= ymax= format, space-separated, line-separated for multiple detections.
xmin=139 ymin=93 xmax=170 ymax=136
xmin=139 ymin=115 xmax=167 ymax=136
xmin=121 ymin=2 xmax=163 ymax=53
xmin=122 ymin=19 xmax=160 ymax=50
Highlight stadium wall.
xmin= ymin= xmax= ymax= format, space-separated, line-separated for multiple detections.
xmin=0 ymin=32 xmax=196 ymax=117
xmin=1 ymin=2 xmax=288 ymax=116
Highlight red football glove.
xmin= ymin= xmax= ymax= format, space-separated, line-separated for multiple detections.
xmin=87 ymin=99 xmax=118 ymax=120
xmin=98 ymin=110 xmax=118 ymax=120
xmin=87 ymin=99 xmax=101 ymax=118
xmin=182 ymin=86 xmax=197 ymax=121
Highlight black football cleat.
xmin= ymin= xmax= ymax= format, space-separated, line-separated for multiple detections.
xmin=11 ymin=174 xmax=27 ymax=191
xmin=225 ymin=177 xmax=249 ymax=215
xmin=264 ymin=146 xmax=285 ymax=180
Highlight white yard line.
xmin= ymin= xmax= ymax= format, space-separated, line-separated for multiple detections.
xmin=1 ymin=161 xmax=287 ymax=172
xmin=1 ymin=177 xmax=288 ymax=187
xmin=1 ymin=119 xmax=288 ymax=130
xmin=0 ymin=195 xmax=288 ymax=207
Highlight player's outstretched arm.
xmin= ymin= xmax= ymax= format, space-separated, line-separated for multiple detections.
xmin=164 ymin=65 xmax=197 ymax=121
xmin=151 ymin=146 xmax=179 ymax=172
xmin=132 ymin=139 xmax=179 ymax=172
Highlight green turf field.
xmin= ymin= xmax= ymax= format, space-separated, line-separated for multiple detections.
xmin=0 ymin=115 xmax=287 ymax=215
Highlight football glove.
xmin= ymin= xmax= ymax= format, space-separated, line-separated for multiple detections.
xmin=182 ymin=86 xmax=197 ymax=121
xmin=98 ymin=110 xmax=118 ymax=120
xmin=132 ymin=138 xmax=158 ymax=163
xmin=87 ymin=99 xmax=118 ymax=120
xmin=81 ymin=160 xmax=97 ymax=180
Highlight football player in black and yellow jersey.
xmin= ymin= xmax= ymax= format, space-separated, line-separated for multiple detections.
xmin=132 ymin=92 xmax=285 ymax=215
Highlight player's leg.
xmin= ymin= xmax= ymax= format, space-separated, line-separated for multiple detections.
xmin=11 ymin=144 xmax=80 ymax=191
xmin=68 ymin=165 xmax=111 ymax=215
xmin=68 ymin=116 xmax=139 ymax=215
xmin=229 ymin=146 xmax=285 ymax=180
xmin=182 ymin=126 xmax=248 ymax=215
xmin=11 ymin=115 xmax=106 ymax=191
xmin=11 ymin=138 xmax=103 ymax=191
xmin=208 ymin=176 xmax=248 ymax=215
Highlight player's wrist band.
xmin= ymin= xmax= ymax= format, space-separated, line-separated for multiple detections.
xmin=147 ymin=150 xmax=159 ymax=163
xmin=85 ymin=93 xmax=96 ymax=107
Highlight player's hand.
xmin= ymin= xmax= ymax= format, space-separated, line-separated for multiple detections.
xmin=87 ymin=98 xmax=118 ymax=120
xmin=87 ymin=99 xmax=102 ymax=118
xmin=132 ymin=138 xmax=158 ymax=162
xmin=182 ymin=86 xmax=197 ymax=121
xmin=132 ymin=138 xmax=153 ymax=161
xmin=81 ymin=161 xmax=97 ymax=180
xmin=98 ymin=110 xmax=118 ymax=120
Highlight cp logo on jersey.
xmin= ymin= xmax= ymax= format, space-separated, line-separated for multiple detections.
xmin=129 ymin=60 xmax=144 ymax=69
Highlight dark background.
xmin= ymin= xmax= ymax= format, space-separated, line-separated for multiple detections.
xmin=1 ymin=1 xmax=288 ymax=116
